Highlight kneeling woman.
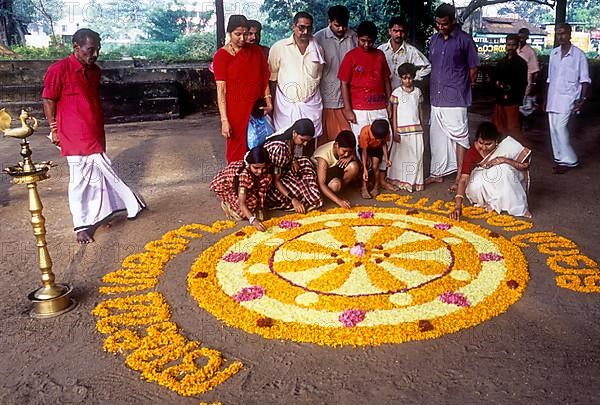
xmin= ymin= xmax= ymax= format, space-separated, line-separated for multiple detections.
xmin=451 ymin=122 xmax=532 ymax=220
xmin=264 ymin=118 xmax=323 ymax=213
xmin=210 ymin=146 xmax=272 ymax=231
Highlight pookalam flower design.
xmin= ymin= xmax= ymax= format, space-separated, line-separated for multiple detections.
xmin=339 ymin=309 xmax=367 ymax=327
xmin=223 ymin=252 xmax=250 ymax=263
xmin=439 ymin=291 xmax=470 ymax=307
xmin=350 ymin=242 xmax=366 ymax=257
xmin=233 ymin=286 xmax=265 ymax=303
xmin=279 ymin=220 xmax=302 ymax=230
xmin=358 ymin=211 xmax=375 ymax=219
xmin=479 ymin=252 xmax=504 ymax=262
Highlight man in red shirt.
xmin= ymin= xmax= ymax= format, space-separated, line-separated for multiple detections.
xmin=339 ymin=21 xmax=396 ymax=192
xmin=43 ymin=28 xmax=145 ymax=244
xmin=338 ymin=21 xmax=392 ymax=141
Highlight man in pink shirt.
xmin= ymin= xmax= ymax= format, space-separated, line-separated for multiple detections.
xmin=43 ymin=28 xmax=145 ymax=243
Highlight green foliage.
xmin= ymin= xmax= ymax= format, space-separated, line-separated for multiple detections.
xmin=102 ymin=32 xmax=217 ymax=62
xmin=568 ymin=0 xmax=600 ymax=25
xmin=497 ymin=1 xmax=555 ymax=24
xmin=259 ymin=0 xmax=436 ymax=49
xmin=146 ymin=8 xmax=189 ymax=42
xmin=0 ymin=32 xmax=216 ymax=62
xmin=0 ymin=44 xmax=70 ymax=60
xmin=86 ymin=0 xmax=153 ymax=41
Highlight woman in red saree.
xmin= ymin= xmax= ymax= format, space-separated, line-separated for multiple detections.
xmin=213 ymin=15 xmax=272 ymax=162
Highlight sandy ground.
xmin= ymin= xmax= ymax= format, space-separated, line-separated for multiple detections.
xmin=0 ymin=108 xmax=599 ymax=404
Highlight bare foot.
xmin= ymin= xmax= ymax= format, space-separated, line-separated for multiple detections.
xmin=371 ymin=187 xmax=380 ymax=197
xmin=76 ymin=229 xmax=94 ymax=244
xmin=448 ymin=183 xmax=458 ymax=193
xmin=380 ymin=180 xmax=399 ymax=192
xmin=425 ymin=176 xmax=443 ymax=185
xmin=523 ymin=210 xmax=533 ymax=218
xmin=361 ymin=186 xmax=372 ymax=199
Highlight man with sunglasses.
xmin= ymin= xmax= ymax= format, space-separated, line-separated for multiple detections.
xmin=269 ymin=12 xmax=325 ymax=154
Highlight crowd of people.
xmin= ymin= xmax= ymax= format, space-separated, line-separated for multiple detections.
xmin=40 ymin=3 xmax=591 ymax=241
xmin=209 ymin=3 xmax=591 ymax=231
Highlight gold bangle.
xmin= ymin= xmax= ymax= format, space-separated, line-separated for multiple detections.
xmin=455 ymin=194 xmax=464 ymax=199
xmin=264 ymin=95 xmax=272 ymax=99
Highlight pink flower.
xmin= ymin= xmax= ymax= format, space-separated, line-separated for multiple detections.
xmin=223 ymin=252 xmax=250 ymax=263
xmin=439 ymin=291 xmax=471 ymax=307
xmin=279 ymin=220 xmax=301 ymax=230
xmin=339 ymin=309 xmax=367 ymax=327
xmin=350 ymin=242 xmax=366 ymax=257
xmin=434 ymin=223 xmax=453 ymax=230
xmin=358 ymin=211 xmax=375 ymax=219
xmin=233 ymin=285 xmax=265 ymax=302
xmin=479 ymin=252 xmax=504 ymax=262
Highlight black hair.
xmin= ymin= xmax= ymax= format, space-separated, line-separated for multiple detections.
xmin=245 ymin=145 xmax=271 ymax=165
xmin=251 ymin=99 xmax=266 ymax=119
xmin=233 ymin=146 xmax=270 ymax=191
xmin=72 ymin=28 xmax=100 ymax=45
xmin=335 ymin=130 xmax=357 ymax=149
xmin=475 ymin=122 xmax=501 ymax=142
xmin=328 ymin=5 xmax=350 ymax=26
xmin=518 ymin=28 xmax=530 ymax=36
xmin=388 ymin=16 xmax=407 ymax=30
xmin=371 ymin=120 xmax=390 ymax=139
xmin=435 ymin=3 xmax=456 ymax=21
xmin=397 ymin=62 xmax=417 ymax=79
xmin=357 ymin=21 xmax=377 ymax=40
xmin=247 ymin=20 xmax=262 ymax=31
xmin=293 ymin=12 xmax=313 ymax=25
xmin=227 ymin=15 xmax=249 ymax=33
xmin=556 ymin=22 xmax=572 ymax=34
xmin=506 ymin=33 xmax=519 ymax=43
xmin=267 ymin=118 xmax=315 ymax=142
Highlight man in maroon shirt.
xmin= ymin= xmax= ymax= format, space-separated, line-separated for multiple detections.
xmin=43 ymin=29 xmax=145 ymax=244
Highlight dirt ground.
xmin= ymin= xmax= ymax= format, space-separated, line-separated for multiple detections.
xmin=0 ymin=106 xmax=599 ymax=404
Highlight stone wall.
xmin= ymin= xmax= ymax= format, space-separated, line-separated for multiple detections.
xmin=1 ymin=58 xmax=598 ymax=125
xmin=0 ymin=60 xmax=216 ymax=124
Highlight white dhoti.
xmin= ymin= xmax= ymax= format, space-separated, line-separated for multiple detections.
xmin=350 ymin=108 xmax=389 ymax=137
xmin=548 ymin=112 xmax=578 ymax=167
xmin=429 ymin=106 xmax=470 ymax=177
xmin=67 ymin=153 xmax=145 ymax=231
xmin=273 ymin=87 xmax=323 ymax=138
xmin=466 ymin=136 xmax=531 ymax=217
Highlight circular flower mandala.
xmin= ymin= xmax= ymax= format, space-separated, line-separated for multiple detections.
xmin=188 ymin=207 xmax=528 ymax=346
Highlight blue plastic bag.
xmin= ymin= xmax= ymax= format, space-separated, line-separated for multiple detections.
xmin=247 ymin=116 xmax=274 ymax=149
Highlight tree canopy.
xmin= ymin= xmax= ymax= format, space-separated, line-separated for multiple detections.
xmin=259 ymin=0 xmax=435 ymax=50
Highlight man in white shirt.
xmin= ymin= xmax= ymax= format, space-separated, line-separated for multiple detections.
xmin=377 ymin=16 xmax=431 ymax=90
xmin=546 ymin=23 xmax=591 ymax=174
xmin=314 ymin=5 xmax=357 ymax=144
xmin=269 ymin=11 xmax=325 ymax=151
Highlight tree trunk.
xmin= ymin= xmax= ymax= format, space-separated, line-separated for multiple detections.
xmin=0 ymin=0 xmax=12 ymax=47
xmin=215 ymin=0 xmax=225 ymax=48
xmin=554 ymin=0 xmax=567 ymax=47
